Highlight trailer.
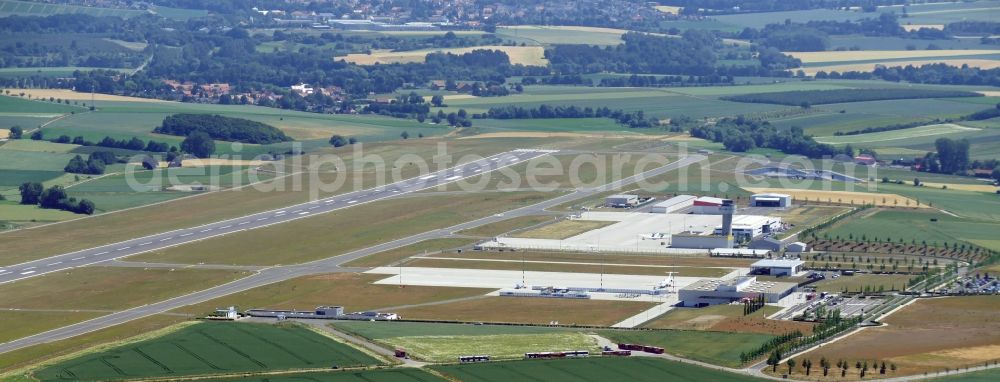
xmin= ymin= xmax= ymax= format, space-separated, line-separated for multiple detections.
xmin=459 ymin=355 xmax=490 ymax=363
xmin=394 ymin=349 xmax=407 ymax=358
xmin=601 ymin=350 xmax=632 ymax=356
xmin=642 ymin=346 xmax=665 ymax=354
xmin=617 ymin=343 xmax=643 ymax=351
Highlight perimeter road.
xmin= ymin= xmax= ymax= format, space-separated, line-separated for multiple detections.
xmin=0 ymin=154 xmax=705 ymax=354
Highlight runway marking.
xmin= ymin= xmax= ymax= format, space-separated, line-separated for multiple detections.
xmin=138 ymin=242 xmax=152 ymax=246
xmin=23 ymin=267 xmax=35 ymax=270
xmin=348 ymin=200 xmax=357 ymax=204
xmin=72 ymin=257 xmax=85 ymax=260
xmin=307 ymin=206 xmax=318 ymax=210
xmin=220 ymin=225 xmax=232 ymax=229
xmin=392 ymin=190 xmax=400 ymax=193
xmin=199 ymin=229 xmax=212 ymax=233
xmin=179 ymin=233 xmax=193 ymax=237
xmin=118 ymin=247 xmax=131 ymax=251
xmin=420 ymin=175 xmax=435 ymax=180
xmin=298 ymin=211 xmax=310 ymax=215
xmin=275 ymin=211 xmax=286 ymax=214
xmin=94 ymin=251 xmax=108 ymax=255
xmin=159 ymin=238 xmax=171 ymax=242
xmin=47 ymin=262 xmax=62 ymax=266
xmin=238 ymin=221 xmax=249 ymax=225
xmin=445 ymin=175 xmax=461 ymax=181
xmin=20 ymin=271 xmax=35 ymax=275
xmin=474 ymin=169 xmax=482 ymax=173
xmin=256 ymin=217 xmax=268 ymax=221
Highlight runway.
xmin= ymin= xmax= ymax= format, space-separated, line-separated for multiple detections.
xmin=0 ymin=149 xmax=555 ymax=285
xmin=0 ymin=154 xmax=706 ymax=354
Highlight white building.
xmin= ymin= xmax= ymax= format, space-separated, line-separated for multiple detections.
xmin=786 ymin=242 xmax=809 ymax=253
xmin=605 ymin=194 xmax=639 ymax=208
xmin=712 ymin=215 xmax=783 ymax=241
xmin=750 ymin=258 xmax=805 ymax=276
xmin=679 ymin=276 xmax=798 ymax=307
xmin=290 ymin=83 xmax=314 ymax=95
xmin=751 ymin=193 xmax=792 ymax=208
xmin=692 ymin=196 xmax=726 ymax=214
xmin=650 ymin=195 xmax=696 ymax=214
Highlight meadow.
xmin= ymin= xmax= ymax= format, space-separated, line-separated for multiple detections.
xmin=331 ymin=321 xmax=578 ymax=339
xmin=814 ymin=123 xmax=980 ymax=145
xmin=495 ymin=25 xmax=628 ymax=46
xmin=172 ymin=273 xmax=493 ymax=318
xmin=386 ymin=332 xmax=598 ymax=362
xmin=393 ymin=297 xmax=656 ymax=327
xmin=432 ymin=357 xmax=766 ymax=382
xmin=0 ymin=0 xmax=207 ymax=19
xmin=342 ymin=238 xmax=478 ymax=267
xmin=32 ymin=322 xmax=381 ymax=381
xmin=819 ymin=208 xmax=1000 ymax=252
xmin=597 ymin=329 xmax=776 ymax=367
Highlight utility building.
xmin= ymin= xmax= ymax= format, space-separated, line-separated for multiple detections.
xmin=605 ymin=194 xmax=639 ymax=208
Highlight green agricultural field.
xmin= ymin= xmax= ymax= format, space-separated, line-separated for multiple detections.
xmin=199 ymin=369 xmax=446 ymax=382
xmin=0 ymin=0 xmax=205 ymax=19
xmin=876 ymin=182 xmax=1000 ymax=225
xmin=496 ymin=25 xmax=626 ymax=45
xmin=387 ymin=332 xmax=599 ymax=362
xmin=815 ymin=123 xmax=981 ymax=145
xmin=812 ymin=274 xmax=915 ymax=293
xmin=597 ymin=329 xmax=775 ymax=367
xmin=0 ymin=67 xmax=131 ymax=79
xmin=433 ymin=357 xmax=767 ymax=382
xmin=930 ymin=368 xmax=1000 ymax=382
xmin=712 ymin=9 xmax=869 ymax=29
xmin=0 ymin=95 xmax=83 ymax=114
xmin=33 ymin=322 xmax=382 ymax=381
xmin=820 ymin=209 xmax=1000 ymax=252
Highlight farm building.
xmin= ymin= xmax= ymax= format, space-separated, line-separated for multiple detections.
xmin=750 ymin=258 xmax=805 ymax=276
xmin=679 ymin=276 xmax=798 ymax=307
xmin=692 ymin=196 xmax=726 ymax=214
xmin=750 ymin=193 xmax=792 ymax=208
xmin=650 ymin=195 xmax=696 ymax=213
xmin=786 ymin=242 xmax=809 ymax=253
xmin=605 ymin=194 xmax=639 ymax=208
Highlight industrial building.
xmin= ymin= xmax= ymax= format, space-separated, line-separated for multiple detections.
xmin=650 ymin=195 xmax=696 ymax=213
xmin=692 ymin=196 xmax=726 ymax=214
xmin=712 ymin=215 xmax=783 ymax=241
xmin=750 ymin=258 xmax=806 ymax=276
xmin=749 ymin=237 xmax=784 ymax=252
xmin=679 ymin=276 xmax=798 ymax=307
xmin=786 ymin=242 xmax=809 ymax=253
xmin=605 ymin=194 xmax=639 ymax=208
xmin=750 ymin=193 xmax=792 ymax=208
xmin=671 ymin=233 xmax=734 ymax=249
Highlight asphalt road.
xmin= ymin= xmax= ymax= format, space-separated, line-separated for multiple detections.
xmin=0 ymin=154 xmax=705 ymax=355
xmin=0 ymin=149 xmax=555 ymax=285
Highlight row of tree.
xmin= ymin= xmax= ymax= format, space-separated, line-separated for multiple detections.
xmin=723 ymin=88 xmax=979 ymax=107
xmin=18 ymin=182 xmax=95 ymax=215
xmin=155 ymin=114 xmax=292 ymax=144
xmin=688 ymin=117 xmax=838 ymax=158
xmin=480 ymin=104 xmax=659 ymax=128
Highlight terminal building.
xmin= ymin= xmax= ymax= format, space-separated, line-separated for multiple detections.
xmin=750 ymin=258 xmax=806 ymax=276
xmin=679 ymin=276 xmax=798 ymax=307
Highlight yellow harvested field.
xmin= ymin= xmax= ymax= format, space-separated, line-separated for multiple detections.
xmin=422 ymin=94 xmax=478 ymax=103
xmin=901 ymin=24 xmax=944 ymax=31
xmin=338 ymin=45 xmax=548 ymax=66
xmin=920 ymin=182 xmax=999 ymax=193
xmin=8 ymin=89 xmax=169 ymax=103
xmin=800 ymin=59 xmax=1000 ymax=75
xmin=513 ymin=220 xmax=615 ymax=240
xmin=977 ymin=91 xmax=1000 ymax=97
xmin=654 ymin=5 xmax=682 ymax=15
xmin=743 ymin=187 xmax=927 ymax=208
xmin=501 ymin=25 xmax=633 ymax=35
xmin=0 ymin=129 xmax=8 ymax=139
xmin=787 ymin=50 xmax=1000 ymax=63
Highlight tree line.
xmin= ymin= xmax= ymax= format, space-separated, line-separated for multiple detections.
xmin=723 ymin=88 xmax=980 ymax=107
xmin=816 ymin=63 xmax=1000 ymax=87
xmin=19 ymin=182 xmax=95 ymax=215
xmin=64 ymin=151 xmax=119 ymax=175
xmin=689 ymin=117 xmax=837 ymax=158
xmin=480 ymin=104 xmax=659 ymax=128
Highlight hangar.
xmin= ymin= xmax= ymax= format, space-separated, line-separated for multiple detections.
xmin=650 ymin=195 xmax=696 ymax=214
xmin=750 ymin=193 xmax=792 ymax=208
xmin=605 ymin=194 xmax=639 ymax=208
xmin=679 ymin=276 xmax=798 ymax=307
xmin=750 ymin=258 xmax=805 ymax=276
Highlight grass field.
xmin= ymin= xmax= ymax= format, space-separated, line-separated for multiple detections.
xmin=512 ymin=220 xmax=615 ymax=239
xmin=33 ymin=322 xmax=381 ymax=381
xmin=393 ymin=297 xmax=656 ymax=326
xmin=331 ymin=321 xmax=579 ymax=339
xmin=0 ymin=94 xmax=84 ymax=113
xmin=598 ymin=329 xmax=776 ymax=367
xmin=796 ymin=296 xmax=1000 ymax=378
xmin=642 ymin=305 xmax=813 ymax=335
xmin=788 ymin=50 xmax=1000 ymax=64
xmin=173 ymin=273 xmax=493 ymax=317
xmin=342 ymin=238 xmax=478 ymax=267
xmin=339 ymin=46 xmax=547 ymax=66
xmin=433 ymin=357 xmax=766 ymax=382
xmin=132 ymin=191 xmax=553 ymax=265
xmin=0 ymin=310 xmax=104 ymax=345
xmin=815 ymin=123 xmax=980 ymax=145
xmin=819 ymin=209 xmax=1000 ymax=252
xmin=811 ymin=274 xmax=915 ymax=293
xmin=743 ymin=187 xmax=924 ymax=208
xmin=456 ymin=215 xmax=556 ymax=237
xmin=930 ymin=368 xmax=1000 ymax=382
xmin=387 ymin=332 xmax=598 ymax=362
xmin=496 ymin=25 xmax=628 ymax=45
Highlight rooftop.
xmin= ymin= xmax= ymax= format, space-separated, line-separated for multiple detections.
xmin=751 ymin=258 xmax=805 ymax=268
